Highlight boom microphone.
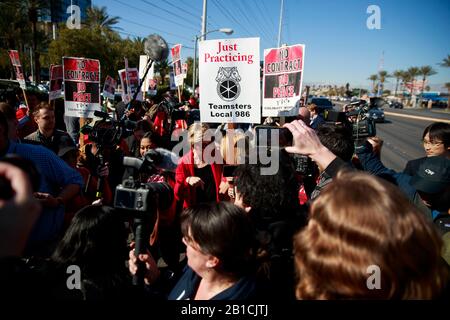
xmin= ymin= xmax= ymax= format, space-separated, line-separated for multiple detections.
xmin=144 ymin=34 xmax=169 ymax=62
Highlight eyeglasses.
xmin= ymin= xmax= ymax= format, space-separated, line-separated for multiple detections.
xmin=422 ymin=140 xmax=444 ymax=147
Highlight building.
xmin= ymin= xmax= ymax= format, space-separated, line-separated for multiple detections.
xmin=40 ymin=0 xmax=92 ymax=23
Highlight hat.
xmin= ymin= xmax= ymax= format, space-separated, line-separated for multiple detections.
xmin=57 ymin=135 xmax=78 ymax=158
xmin=410 ymin=156 xmax=450 ymax=194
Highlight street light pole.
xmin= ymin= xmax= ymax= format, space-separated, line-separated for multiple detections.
xmin=191 ymin=28 xmax=233 ymax=92
xmin=192 ymin=35 xmax=198 ymax=93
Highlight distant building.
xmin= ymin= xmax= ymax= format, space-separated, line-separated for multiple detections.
xmin=40 ymin=0 xmax=92 ymax=23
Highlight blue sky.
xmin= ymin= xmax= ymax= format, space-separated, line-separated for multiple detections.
xmin=93 ymin=0 xmax=450 ymax=90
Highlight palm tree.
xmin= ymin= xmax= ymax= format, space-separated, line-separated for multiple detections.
xmin=399 ymin=72 xmax=412 ymax=105
xmin=418 ymin=66 xmax=437 ymax=95
xmin=392 ymin=70 xmax=404 ymax=97
xmin=368 ymin=74 xmax=378 ymax=93
xmin=378 ymin=70 xmax=391 ymax=95
xmin=155 ymin=59 xmax=170 ymax=85
xmin=439 ymin=55 xmax=450 ymax=67
xmin=85 ymin=5 xmax=120 ymax=35
xmin=407 ymin=67 xmax=420 ymax=105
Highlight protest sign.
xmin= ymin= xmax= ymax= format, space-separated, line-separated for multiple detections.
xmin=262 ymin=44 xmax=305 ymax=116
xmin=103 ymin=75 xmax=116 ymax=100
xmin=118 ymin=68 xmax=143 ymax=104
xmin=63 ymin=57 xmax=101 ymax=118
xmin=139 ymin=55 xmax=155 ymax=94
xmin=199 ymin=37 xmax=260 ymax=123
xmin=171 ymin=44 xmax=184 ymax=87
xmin=8 ymin=50 xmax=26 ymax=89
xmin=49 ymin=65 xmax=63 ymax=100
xmin=148 ymin=79 xmax=158 ymax=96
xmin=182 ymin=63 xmax=188 ymax=79
xmin=169 ymin=71 xmax=177 ymax=90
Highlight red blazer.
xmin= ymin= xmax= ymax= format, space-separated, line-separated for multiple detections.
xmin=175 ymin=150 xmax=223 ymax=208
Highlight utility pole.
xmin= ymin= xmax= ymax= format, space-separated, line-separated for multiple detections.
xmin=377 ymin=51 xmax=384 ymax=96
xmin=277 ymin=0 xmax=284 ymax=47
xmin=201 ymin=0 xmax=207 ymax=41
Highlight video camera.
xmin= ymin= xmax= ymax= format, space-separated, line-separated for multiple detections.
xmin=80 ymin=110 xmax=137 ymax=148
xmin=114 ymin=156 xmax=173 ymax=214
xmin=114 ymin=154 xmax=174 ymax=287
xmin=328 ymin=100 xmax=376 ymax=142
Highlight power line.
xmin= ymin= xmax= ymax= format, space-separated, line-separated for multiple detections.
xmin=258 ymin=0 xmax=278 ymax=39
xmin=117 ymin=30 xmax=194 ymax=50
xmin=111 ymin=0 xmax=198 ymax=32
xmin=252 ymin=0 xmax=278 ymax=44
xmin=161 ymin=0 xmax=200 ymax=21
xmin=210 ymin=0 xmax=253 ymax=37
xmin=237 ymin=0 xmax=273 ymax=43
xmin=140 ymin=0 xmax=199 ymax=29
xmin=120 ymin=17 xmax=193 ymax=42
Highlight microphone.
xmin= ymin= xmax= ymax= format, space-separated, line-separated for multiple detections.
xmin=144 ymin=148 xmax=180 ymax=173
xmin=144 ymin=34 xmax=169 ymax=62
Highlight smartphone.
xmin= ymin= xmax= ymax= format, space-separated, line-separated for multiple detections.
xmin=223 ymin=165 xmax=238 ymax=178
xmin=254 ymin=125 xmax=292 ymax=148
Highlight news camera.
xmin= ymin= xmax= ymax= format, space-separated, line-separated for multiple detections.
xmin=328 ymin=100 xmax=376 ymax=142
xmin=114 ymin=153 xmax=174 ymax=286
xmin=80 ymin=110 xmax=137 ymax=148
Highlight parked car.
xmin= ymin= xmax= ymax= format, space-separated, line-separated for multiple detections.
xmin=389 ymin=101 xmax=403 ymax=109
xmin=367 ymin=107 xmax=385 ymax=123
xmin=308 ymin=97 xmax=334 ymax=113
xmin=0 ymin=79 xmax=48 ymax=103
xmin=369 ymin=97 xmax=390 ymax=109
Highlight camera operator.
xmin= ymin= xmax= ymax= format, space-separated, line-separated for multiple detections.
xmin=307 ymin=104 xmax=325 ymax=130
xmin=124 ymin=120 xmax=154 ymax=158
xmin=128 ymin=202 xmax=258 ymax=300
xmin=78 ymin=119 xmax=125 ymax=191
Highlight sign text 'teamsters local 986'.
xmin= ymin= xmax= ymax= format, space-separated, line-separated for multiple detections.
xmin=199 ymin=37 xmax=260 ymax=123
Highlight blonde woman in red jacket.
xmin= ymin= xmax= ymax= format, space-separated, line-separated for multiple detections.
xmin=175 ymin=123 xmax=223 ymax=209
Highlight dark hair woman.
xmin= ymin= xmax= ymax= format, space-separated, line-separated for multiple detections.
xmin=49 ymin=205 xmax=131 ymax=299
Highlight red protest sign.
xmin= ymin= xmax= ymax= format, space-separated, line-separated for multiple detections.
xmin=103 ymin=75 xmax=116 ymax=100
xmin=119 ymin=68 xmax=142 ymax=103
xmin=8 ymin=50 xmax=26 ymax=89
xmin=171 ymin=44 xmax=183 ymax=86
xmin=63 ymin=57 xmax=101 ymax=118
xmin=263 ymin=44 xmax=305 ymax=116
xmin=49 ymin=65 xmax=63 ymax=100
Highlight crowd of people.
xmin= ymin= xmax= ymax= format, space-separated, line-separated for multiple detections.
xmin=0 ymin=84 xmax=449 ymax=301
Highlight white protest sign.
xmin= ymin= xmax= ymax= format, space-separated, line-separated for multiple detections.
xmin=171 ymin=44 xmax=184 ymax=87
xmin=139 ymin=55 xmax=154 ymax=93
xmin=199 ymin=37 xmax=260 ymax=123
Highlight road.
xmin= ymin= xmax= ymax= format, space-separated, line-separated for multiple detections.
xmin=334 ymin=102 xmax=450 ymax=172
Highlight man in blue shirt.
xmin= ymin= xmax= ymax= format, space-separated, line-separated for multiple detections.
xmin=0 ymin=111 xmax=83 ymax=256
